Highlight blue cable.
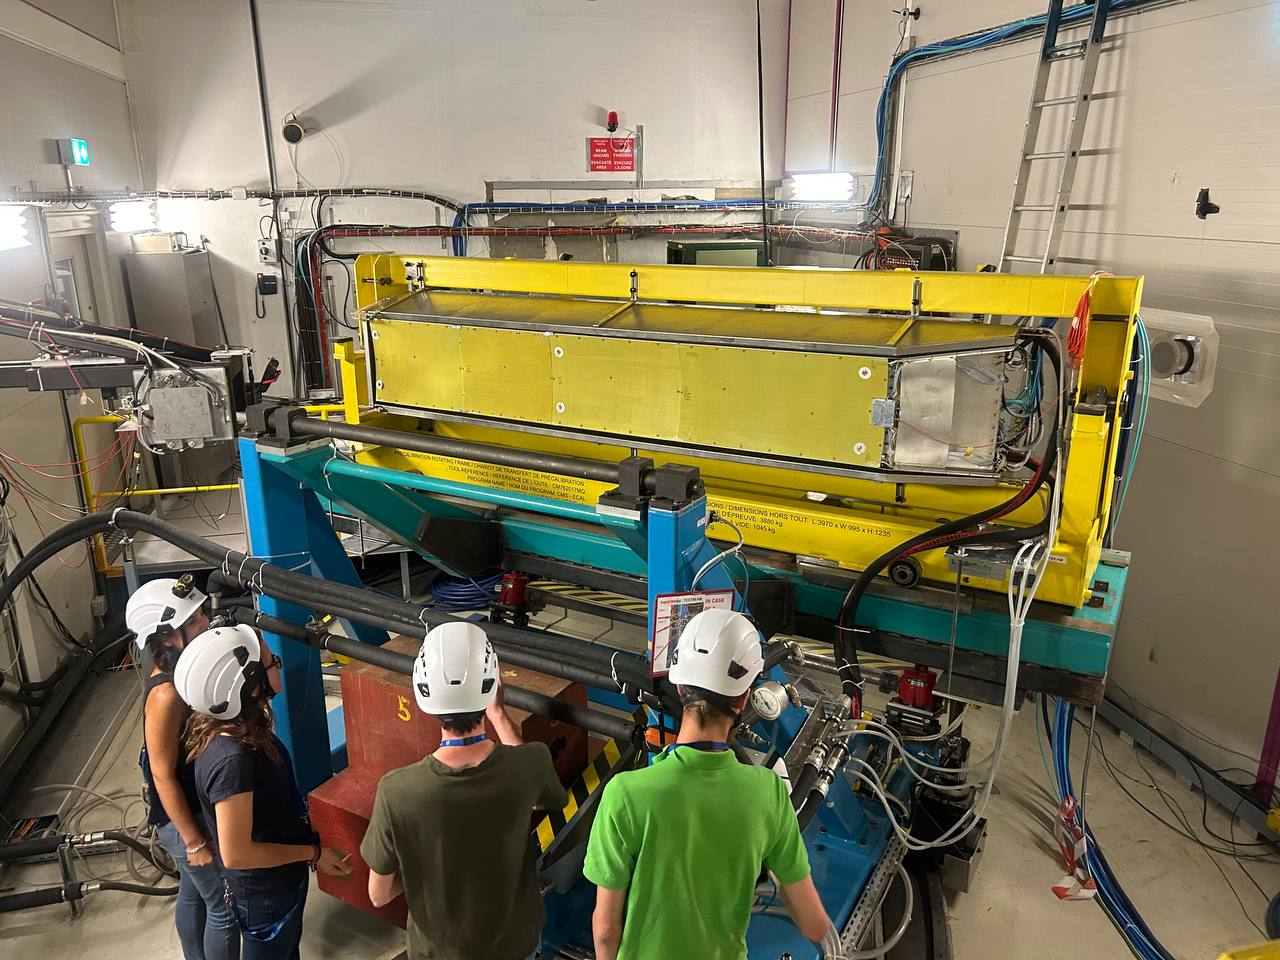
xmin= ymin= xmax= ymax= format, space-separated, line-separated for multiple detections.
xmin=427 ymin=570 xmax=504 ymax=612
xmin=866 ymin=0 xmax=1152 ymax=219
xmin=1049 ymin=698 xmax=1174 ymax=960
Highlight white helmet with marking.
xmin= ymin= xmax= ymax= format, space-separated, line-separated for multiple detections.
xmin=669 ymin=609 xmax=764 ymax=697
xmin=126 ymin=576 xmax=207 ymax=649
xmin=413 ymin=621 xmax=499 ymax=715
xmin=173 ymin=624 xmax=268 ymax=720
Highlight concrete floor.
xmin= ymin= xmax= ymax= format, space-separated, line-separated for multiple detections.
xmin=2 ymin=638 xmax=1275 ymax=960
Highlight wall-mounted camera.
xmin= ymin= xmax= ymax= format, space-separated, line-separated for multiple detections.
xmin=281 ymin=113 xmax=311 ymax=144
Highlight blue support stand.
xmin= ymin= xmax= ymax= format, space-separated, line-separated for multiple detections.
xmin=238 ymin=438 xmax=389 ymax=793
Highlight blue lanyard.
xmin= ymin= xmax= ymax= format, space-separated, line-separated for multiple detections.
xmin=237 ymin=876 xmax=307 ymax=942
xmin=439 ymin=734 xmax=488 ymax=747
xmin=670 ymin=741 xmax=728 ymax=752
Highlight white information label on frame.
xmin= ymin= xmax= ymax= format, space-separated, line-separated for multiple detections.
xmin=649 ymin=590 xmax=734 ymax=678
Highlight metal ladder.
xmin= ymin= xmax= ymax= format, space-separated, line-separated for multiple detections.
xmin=998 ymin=0 xmax=1112 ymax=273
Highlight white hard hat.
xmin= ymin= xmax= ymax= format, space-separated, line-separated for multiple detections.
xmin=413 ymin=622 xmax=499 ymax=715
xmin=126 ymin=576 xmax=207 ymax=650
xmin=669 ymin=609 xmax=764 ymax=698
xmin=173 ymin=624 xmax=267 ymax=720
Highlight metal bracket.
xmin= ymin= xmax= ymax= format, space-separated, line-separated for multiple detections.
xmin=405 ymin=260 xmax=426 ymax=291
xmin=649 ymin=463 xmax=703 ymax=508
xmin=841 ymin=835 xmax=907 ymax=952
xmin=243 ymin=400 xmax=308 ymax=446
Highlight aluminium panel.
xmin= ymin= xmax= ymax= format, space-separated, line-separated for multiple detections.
xmin=887 ymin=351 xmax=1004 ymax=475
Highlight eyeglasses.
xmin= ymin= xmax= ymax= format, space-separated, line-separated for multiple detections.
xmin=264 ymin=652 xmax=282 ymax=670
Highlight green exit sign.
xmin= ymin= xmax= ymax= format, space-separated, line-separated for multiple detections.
xmin=57 ymin=138 xmax=90 ymax=166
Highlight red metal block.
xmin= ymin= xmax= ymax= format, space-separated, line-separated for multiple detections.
xmin=309 ymin=766 xmax=407 ymax=928
xmin=341 ymin=635 xmax=588 ymax=783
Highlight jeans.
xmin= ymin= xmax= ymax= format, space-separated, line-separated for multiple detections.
xmin=156 ymin=822 xmax=240 ymax=960
xmin=226 ymin=873 xmax=309 ymax=960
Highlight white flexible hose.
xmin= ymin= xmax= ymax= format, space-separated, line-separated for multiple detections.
xmin=822 ymin=863 xmax=913 ymax=959
xmin=689 ymin=515 xmax=745 ymax=590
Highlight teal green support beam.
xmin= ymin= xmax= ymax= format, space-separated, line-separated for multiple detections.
xmin=257 ymin=443 xmax=1120 ymax=680
xmin=760 ymin=558 xmax=1126 ymax=677
xmin=501 ymin=518 xmax=648 ymax=577
xmin=259 ymin=446 xmax=645 ymax=578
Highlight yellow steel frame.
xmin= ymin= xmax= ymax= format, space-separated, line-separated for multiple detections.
xmin=73 ymin=404 xmax=346 ymax=575
xmin=346 ymin=256 xmax=1143 ymax=608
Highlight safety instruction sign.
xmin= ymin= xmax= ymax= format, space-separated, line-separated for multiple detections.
xmin=587 ymin=137 xmax=635 ymax=172
xmin=649 ymin=590 xmax=734 ymax=677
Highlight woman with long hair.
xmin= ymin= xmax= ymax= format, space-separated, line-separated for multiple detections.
xmin=175 ymin=623 xmax=350 ymax=960
xmin=126 ymin=577 xmax=238 ymax=960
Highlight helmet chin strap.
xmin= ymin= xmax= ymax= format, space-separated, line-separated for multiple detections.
xmin=238 ymin=661 xmax=273 ymax=713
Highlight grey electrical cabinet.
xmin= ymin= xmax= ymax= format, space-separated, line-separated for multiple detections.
xmin=123 ymin=249 xmax=223 ymax=347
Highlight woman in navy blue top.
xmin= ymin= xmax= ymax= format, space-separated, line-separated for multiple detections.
xmin=175 ymin=624 xmax=350 ymax=960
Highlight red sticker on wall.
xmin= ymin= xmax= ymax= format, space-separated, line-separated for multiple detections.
xmin=587 ymin=136 xmax=635 ymax=172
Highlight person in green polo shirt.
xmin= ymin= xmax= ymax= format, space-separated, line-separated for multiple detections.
xmin=583 ymin=609 xmax=831 ymax=960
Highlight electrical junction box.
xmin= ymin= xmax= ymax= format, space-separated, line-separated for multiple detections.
xmin=258 ymin=237 xmax=277 ymax=265
xmin=131 ymin=364 xmax=238 ymax=450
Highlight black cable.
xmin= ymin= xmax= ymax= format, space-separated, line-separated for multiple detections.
xmin=100 ymin=830 xmax=179 ymax=878
xmin=1109 ymin=680 xmax=1271 ymax=771
xmin=1081 ymin=716 xmax=1280 ymax=863
xmin=0 ymin=685 xmax=43 ymax=706
xmin=833 ymin=334 xmax=1063 ymax=713
xmin=0 ymin=510 xmax=673 ymax=710
xmin=1129 ymin=745 xmax=1268 ymax=938
xmin=1191 ymin=764 xmax=1280 ymax=854
xmin=1 ymin=474 xmax=86 ymax=650
xmin=755 ymin=0 xmax=770 ymax=267
xmin=323 ymin=257 xmax=356 ymax=330
xmin=96 ymin=880 xmax=179 ymax=897
xmin=202 ymin=242 xmax=231 ymax=346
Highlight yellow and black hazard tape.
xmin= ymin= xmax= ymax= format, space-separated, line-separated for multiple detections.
xmin=528 ymin=580 xmax=649 ymax=616
xmin=534 ymin=709 xmax=644 ymax=855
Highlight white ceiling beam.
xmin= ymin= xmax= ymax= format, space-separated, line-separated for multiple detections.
xmin=0 ymin=0 xmax=126 ymax=82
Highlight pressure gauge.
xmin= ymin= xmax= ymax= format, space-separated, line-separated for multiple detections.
xmin=750 ymin=681 xmax=789 ymax=721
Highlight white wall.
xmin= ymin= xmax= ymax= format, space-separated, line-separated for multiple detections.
xmin=23 ymin=0 xmax=120 ymax=47
xmin=0 ymin=33 xmax=135 ymax=192
xmin=0 ymin=4 xmax=139 ymax=760
xmin=116 ymin=0 xmax=789 ymax=389
xmin=122 ymin=0 xmax=788 ymax=195
xmin=785 ymin=0 xmax=1280 ymax=775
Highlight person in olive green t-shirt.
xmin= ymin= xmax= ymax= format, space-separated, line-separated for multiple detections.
xmin=361 ymin=623 xmax=569 ymax=960
xmin=584 ymin=609 xmax=831 ymax=960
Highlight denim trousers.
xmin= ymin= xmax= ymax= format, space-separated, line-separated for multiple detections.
xmin=225 ymin=871 xmax=309 ymax=960
xmin=156 ymin=822 xmax=240 ymax=960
